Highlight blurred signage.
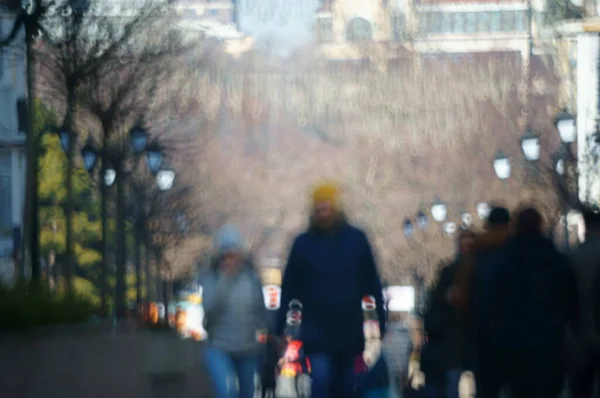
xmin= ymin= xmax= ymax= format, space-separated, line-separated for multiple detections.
xmin=385 ymin=286 xmax=415 ymax=312
xmin=263 ymin=284 xmax=281 ymax=310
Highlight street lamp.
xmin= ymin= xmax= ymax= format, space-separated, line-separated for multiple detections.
xmin=402 ymin=218 xmax=414 ymax=237
xmin=461 ymin=211 xmax=473 ymax=228
xmin=80 ymin=138 xmax=97 ymax=172
xmin=416 ymin=210 xmax=428 ymax=230
xmin=156 ymin=166 xmax=176 ymax=191
xmin=493 ymin=151 xmax=511 ymax=180
xmin=129 ymin=124 xmax=149 ymax=154
xmin=104 ymin=168 xmax=117 ymax=187
xmin=146 ymin=140 xmax=163 ymax=174
xmin=555 ymin=110 xmax=576 ymax=144
xmin=554 ymin=148 xmax=566 ymax=176
xmin=520 ymin=129 xmax=540 ymax=161
xmin=431 ymin=197 xmax=447 ymax=223
xmin=477 ymin=202 xmax=491 ymax=220
xmin=59 ymin=129 xmax=73 ymax=154
xmin=443 ymin=222 xmax=457 ymax=237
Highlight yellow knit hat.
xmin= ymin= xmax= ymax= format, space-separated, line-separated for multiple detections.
xmin=312 ymin=182 xmax=342 ymax=209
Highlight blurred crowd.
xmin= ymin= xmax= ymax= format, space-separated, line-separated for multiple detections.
xmin=196 ymin=181 xmax=600 ymax=398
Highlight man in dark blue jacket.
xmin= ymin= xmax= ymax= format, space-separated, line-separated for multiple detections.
xmin=277 ymin=182 xmax=386 ymax=398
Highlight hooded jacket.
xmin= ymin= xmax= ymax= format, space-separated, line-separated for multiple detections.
xmin=200 ymin=256 xmax=266 ymax=356
xmin=277 ymin=215 xmax=386 ymax=356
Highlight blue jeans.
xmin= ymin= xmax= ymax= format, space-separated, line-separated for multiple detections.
xmin=445 ymin=368 xmax=462 ymax=398
xmin=365 ymin=388 xmax=390 ymax=398
xmin=309 ymin=353 xmax=357 ymax=398
xmin=425 ymin=368 xmax=462 ymax=398
xmin=203 ymin=346 xmax=258 ymax=398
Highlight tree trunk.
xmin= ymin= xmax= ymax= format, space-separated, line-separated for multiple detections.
xmin=99 ymin=138 xmax=108 ymax=316
xmin=162 ymin=280 xmax=169 ymax=324
xmin=115 ymin=169 xmax=127 ymax=318
xmin=134 ymin=221 xmax=142 ymax=308
xmin=24 ymin=19 xmax=40 ymax=285
xmin=144 ymin=239 xmax=152 ymax=302
xmin=144 ymin=238 xmax=151 ymax=311
xmin=64 ymin=124 xmax=75 ymax=295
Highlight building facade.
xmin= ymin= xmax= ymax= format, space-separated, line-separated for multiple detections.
xmin=0 ymin=1 xmax=26 ymax=281
xmin=315 ymin=0 xmax=550 ymax=60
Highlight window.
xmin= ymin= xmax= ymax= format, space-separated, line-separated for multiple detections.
xmin=391 ymin=13 xmax=406 ymax=41
xmin=346 ymin=18 xmax=372 ymax=41
xmin=453 ymin=13 xmax=465 ymax=33
xmin=477 ymin=11 xmax=491 ymax=32
xmin=317 ymin=17 xmax=333 ymax=42
xmin=419 ymin=12 xmax=429 ymax=35
xmin=440 ymin=12 xmax=452 ymax=33
xmin=465 ymin=12 xmax=477 ymax=33
xmin=514 ymin=10 xmax=528 ymax=32
xmin=490 ymin=11 xmax=502 ymax=32
xmin=501 ymin=10 xmax=514 ymax=31
xmin=429 ymin=12 xmax=442 ymax=34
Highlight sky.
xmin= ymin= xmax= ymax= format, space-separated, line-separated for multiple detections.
xmin=237 ymin=0 xmax=320 ymax=53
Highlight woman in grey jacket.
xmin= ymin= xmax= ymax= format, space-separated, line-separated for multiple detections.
xmin=201 ymin=224 xmax=267 ymax=398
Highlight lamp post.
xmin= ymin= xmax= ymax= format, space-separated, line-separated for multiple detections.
xmin=477 ymin=202 xmax=491 ymax=221
xmin=555 ymin=109 xmax=576 ymax=251
xmin=460 ymin=211 xmax=473 ymax=229
xmin=430 ymin=197 xmax=447 ymax=224
xmin=80 ymin=125 xmax=172 ymax=317
xmin=520 ymin=129 xmax=541 ymax=162
xmin=493 ymin=109 xmax=576 ymax=251
xmin=493 ymin=151 xmax=511 ymax=181
xmin=402 ymin=218 xmax=414 ymax=238
xmin=416 ymin=210 xmax=428 ymax=230
xmin=20 ymin=0 xmax=41 ymax=284
xmin=80 ymin=137 xmax=115 ymax=315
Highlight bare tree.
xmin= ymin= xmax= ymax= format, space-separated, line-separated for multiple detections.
xmin=34 ymin=0 xmax=201 ymax=315
xmin=183 ymin=48 xmax=565 ymax=282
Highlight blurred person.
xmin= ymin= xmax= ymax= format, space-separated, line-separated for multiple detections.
xmin=277 ymin=182 xmax=386 ymax=398
xmin=569 ymin=207 xmax=600 ymax=398
xmin=361 ymin=354 xmax=392 ymax=398
xmin=461 ymin=207 xmax=512 ymax=396
xmin=480 ymin=207 xmax=576 ymax=398
xmin=422 ymin=229 xmax=476 ymax=398
xmin=383 ymin=312 xmax=414 ymax=398
xmin=200 ymin=224 xmax=266 ymax=398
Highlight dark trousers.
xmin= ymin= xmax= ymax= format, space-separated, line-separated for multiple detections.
xmin=572 ymin=350 xmax=600 ymax=398
xmin=309 ymin=352 xmax=358 ymax=398
xmin=476 ymin=346 xmax=564 ymax=398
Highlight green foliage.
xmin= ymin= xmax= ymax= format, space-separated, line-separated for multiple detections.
xmin=0 ymin=282 xmax=95 ymax=330
xmin=36 ymin=102 xmax=102 ymax=300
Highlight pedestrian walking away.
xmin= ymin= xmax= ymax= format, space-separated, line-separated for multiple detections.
xmin=569 ymin=206 xmax=600 ymax=398
xmin=480 ymin=207 xmax=574 ymax=398
xmin=422 ymin=229 xmax=475 ymax=398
